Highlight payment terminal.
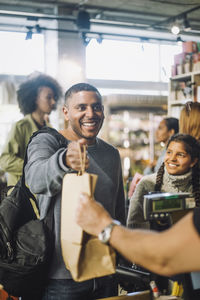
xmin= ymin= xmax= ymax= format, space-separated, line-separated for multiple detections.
xmin=143 ymin=192 xmax=195 ymax=222
xmin=143 ymin=192 xmax=200 ymax=300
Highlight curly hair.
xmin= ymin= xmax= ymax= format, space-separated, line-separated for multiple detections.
xmin=155 ymin=133 xmax=200 ymax=206
xmin=64 ymin=83 xmax=102 ymax=105
xmin=17 ymin=74 xmax=62 ymax=115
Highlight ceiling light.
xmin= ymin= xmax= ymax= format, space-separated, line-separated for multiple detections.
xmin=81 ymin=32 xmax=91 ymax=46
xmin=176 ymin=35 xmax=183 ymax=45
xmin=96 ymin=35 xmax=103 ymax=44
xmin=35 ymin=24 xmax=42 ymax=34
xmin=183 ymin=16 xmax=191 ymax=32
xmin=76 ymin=10 xmax=90 ymax=30
xmin=95 ymin=12 xmax=102 ymax=19
xmin=25 ymin=27 xmax=33 ymax=40
xmin=171 ymin=24 xmax=180 ymax=35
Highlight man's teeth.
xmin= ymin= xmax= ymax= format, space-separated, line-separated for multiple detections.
xmin=83 ymin=122 xmax=96 ymax=127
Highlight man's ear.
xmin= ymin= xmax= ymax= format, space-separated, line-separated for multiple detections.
xmin=63 ymin=105 xmax=69 ymax=120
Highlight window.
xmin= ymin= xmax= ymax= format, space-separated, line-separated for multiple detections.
xmin=0 ymin=31 xmax=45 ymax=75
xmin=160 ymin=44 xmax=182 ymax=82
xmin=86 ymin=39 xmax=182 ymax=82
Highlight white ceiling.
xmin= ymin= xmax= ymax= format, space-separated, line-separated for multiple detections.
xmin=0 ymin=0 xmax=200 ymax=42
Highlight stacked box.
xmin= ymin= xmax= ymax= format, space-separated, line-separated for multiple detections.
xmin=172 ymin=41 xmax=200 ymax=76
xmin=182 ymin=41 xmax=198 ymax=53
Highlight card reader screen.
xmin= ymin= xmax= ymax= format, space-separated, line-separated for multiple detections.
xmin=153 ymin=197 xmax=182 ymax=212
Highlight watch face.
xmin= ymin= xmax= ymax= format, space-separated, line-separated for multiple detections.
xmin=98 ymin=220 xmax=121 ymax=244
xmin=99 ymin=226 xmax=112 ymax=244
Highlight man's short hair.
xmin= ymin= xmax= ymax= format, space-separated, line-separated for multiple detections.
xmin=64 ymin=83 xmax=102 ymax=105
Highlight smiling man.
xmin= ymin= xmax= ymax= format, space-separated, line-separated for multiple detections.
xmin=62 ymin=85 xmax=104 ymax=144
xmin=24 ymin=83 xmax=125 ymax=300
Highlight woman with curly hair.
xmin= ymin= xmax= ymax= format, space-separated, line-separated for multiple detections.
xmin=127 ymin=133 xmax=200 ymax=229
xmin=0 ymin=73 xmax=62 ymax=186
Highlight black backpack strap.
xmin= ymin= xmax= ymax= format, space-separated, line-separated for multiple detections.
xmin=43 ymin=196 xmax=55 ymax=230
xmin=30 ymin=126 xmax=67 ymax=149
xmin=21 ymin=126 xmax=68 ymax=211
xmin=23 ymin=126 xmax=67 ymax=174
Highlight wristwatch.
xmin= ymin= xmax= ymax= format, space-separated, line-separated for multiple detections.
xmin=98 ymin=220 xmax=121 ymax=244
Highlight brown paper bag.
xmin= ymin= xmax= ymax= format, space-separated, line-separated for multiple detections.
xmin=61 ymin=145 xmax=116 ymax=281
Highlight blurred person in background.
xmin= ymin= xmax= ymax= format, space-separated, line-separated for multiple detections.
xmin=0 ymin=73 xmax=62 ymax=186
xmin=143 ymin=117 xmax=179 ymax=175
xmin=179 ymin=101 xmax=200 ymax=142
xmin=128 ymin=117 xmax=179 ymax=199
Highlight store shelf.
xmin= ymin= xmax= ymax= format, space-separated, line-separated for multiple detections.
xmin=170 ymin=99 xmax=191 ymax=106
xmin=170 ymin=70 xmax=200 ymax=80
xmin=168 ymin=71 xmax=200 ymax=117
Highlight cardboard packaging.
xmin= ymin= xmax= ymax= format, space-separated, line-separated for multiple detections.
xmin=192 ymin=52 xmax=200 ymax=63
xmin=184 ymin=62 xmax=192 ymax=73
xmin=193 ymin=61 xmax=200 ymax=72
xmin=171 ymin=65 xmax=177 ymax=76
xmin=182 ymin=41 xmax=197 ymax=53
xmin=177 ymin=64 xmax=184 ymax=75
xmin=174 ymin=53 xmax=186 ymax=66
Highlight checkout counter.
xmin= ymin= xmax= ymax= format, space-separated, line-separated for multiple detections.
xmin=116 ymin=192 xmax=199 ymax=300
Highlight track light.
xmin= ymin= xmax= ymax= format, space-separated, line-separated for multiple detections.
xmin=176 ymin=35 xmax=183 ymax=45
xmin=81 ymin=32 xmax=91 ymax=46
xmin=183 ymin=16 xmax=191 ymax=32
xmin=96 ymin=35 xmax=103 ymax=44
xmin=76 ymin=10 xmax=90 ymax=30
xmin=171 ymin=24 xmax=180 ymax=35
xmin=25 ymin=27 xmax=33 ymax=40
xmin=35 ymin=24 xmax=42 ymax=34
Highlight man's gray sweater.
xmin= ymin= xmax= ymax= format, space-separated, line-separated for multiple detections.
xmin=25 ymin=131 xmax=125 ymax=279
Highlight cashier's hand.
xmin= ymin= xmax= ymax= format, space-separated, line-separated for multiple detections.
xmin=75 ymin=193 xmax=113 ymax=236
xmin=65 ymin=139 xmax=89 ymax=171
